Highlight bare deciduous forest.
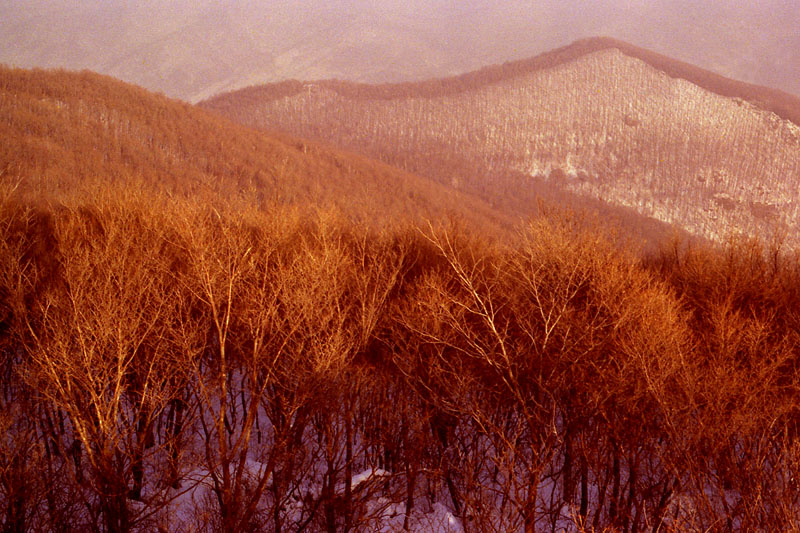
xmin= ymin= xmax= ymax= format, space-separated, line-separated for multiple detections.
xmin=3 ymin=181 xmax=800 ymax=531
xmin=203 ymin=38 xmax=800 ymax=247
xmin=2 ymin=48 xmax=800 ymax=533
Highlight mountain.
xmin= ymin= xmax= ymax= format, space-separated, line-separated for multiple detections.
xmin=1 ymin=1 xmax=798 ymax=102
xmin=0 ymin=64 xmax=510 ymax=231
xmin=6 ymin=66 xmax=800 ymax=533
xmin=201 ymin=38 xmax=800 ymax=245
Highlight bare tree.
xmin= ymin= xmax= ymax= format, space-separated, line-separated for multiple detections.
xmin=21 ymin=199 xmax=193 ymax=532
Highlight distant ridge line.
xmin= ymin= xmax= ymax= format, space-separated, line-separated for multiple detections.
xmin=202 ymin=37 xmax=800 ymax=128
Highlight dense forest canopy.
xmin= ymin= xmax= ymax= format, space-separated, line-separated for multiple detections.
xmin=0 ymin=64 xmax=508 ymax=233
xmin=2 ymin=63 xmax=800 ymax=532
xmin=2 ymin=176 xmax=800 ymax=531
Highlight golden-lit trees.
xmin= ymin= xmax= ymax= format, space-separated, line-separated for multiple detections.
xmin=18 ymin=198 xmax=192 ymax=532
xmin=3 ymin=154 xmax=800 ymax=531
xmin=169 ymin=204 xmax=294 ymax=532
xmin=302 ymin=226 xmax=408 ymax=533
xmin=506 ymin=218 xmax=691 ymax=531
xmin=168 ymin=206 xmax=412 ymax=532
xmin=388 ymin=217 xmax=690 ymax=532
xmin=0 ymin=186 xmax=55 ymax=532
xmin=645 ymin=237 xmax=800 ymax=531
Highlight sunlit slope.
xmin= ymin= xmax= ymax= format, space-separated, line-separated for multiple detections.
xmin=203 ymin=39 xmax=800 ymax=243
xmin=0 ymin=65 xmax=507 ymax=229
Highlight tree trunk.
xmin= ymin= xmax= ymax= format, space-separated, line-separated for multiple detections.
xmin=344 ymin=408 xmax=353 ymax=532
xmin=523 ymin=470 xmax=540 ymax=533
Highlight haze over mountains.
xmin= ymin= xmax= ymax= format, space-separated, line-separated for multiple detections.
xmin=2 ymin=0 xmax=798 ymax=102
xmin=204 ymin=38 xmax=800 ymax=245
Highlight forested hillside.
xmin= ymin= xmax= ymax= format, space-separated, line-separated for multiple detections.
xmin=2 ymin=64 xmax=800 ymax=532
xmin=0 ymin=65 xmax=505 ymax=231
xmin=203 ymin=38 xmax=800 ymax=245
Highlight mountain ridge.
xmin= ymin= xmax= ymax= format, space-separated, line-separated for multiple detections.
xmin=202 ymin=37 xmax=800 ymax=128
xmin=0 ymin=62 xmax=695 ymax=250
xmin=200 ymin=39 xmax=800 ymax=245
xmin=0 ymin=64 xmax=511 ymax=233
xmin=4 ymin=2 xmax=798 ymax=102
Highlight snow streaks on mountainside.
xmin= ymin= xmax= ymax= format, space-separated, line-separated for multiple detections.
xmin=205 ymin=46 xmax=800 ymax=244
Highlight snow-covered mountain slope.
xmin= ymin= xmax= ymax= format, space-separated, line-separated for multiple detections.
xmin=204 ymin=42 xmax=800 ymax=244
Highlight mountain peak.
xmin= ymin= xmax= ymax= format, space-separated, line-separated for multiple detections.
xmin=202 ymin=41 xmax=800 ymax=246
xmin=204 ymin=37 xmax=800 ymax=129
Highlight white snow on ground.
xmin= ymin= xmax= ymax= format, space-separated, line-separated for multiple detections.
xmin=154 ymin=464 xmax=463 ymax=532
xmin=350 ymin=467 xmax=390 ymax=489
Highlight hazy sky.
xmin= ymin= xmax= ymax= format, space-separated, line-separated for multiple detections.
xmin=1 ymin=0 xmax=798 ymax=101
